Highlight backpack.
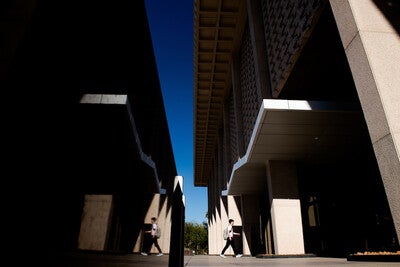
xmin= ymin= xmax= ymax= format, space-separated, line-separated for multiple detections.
xmin=156 ymin=225 xmax=161 ymax=238
xmin=223 ymin=227 xmax=228 ymax=240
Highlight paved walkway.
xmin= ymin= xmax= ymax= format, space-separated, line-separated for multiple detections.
xmin=50 ymin=252 xmax=400 ymax=267
xmin=185 ymin=255 xmax=400 ymax=266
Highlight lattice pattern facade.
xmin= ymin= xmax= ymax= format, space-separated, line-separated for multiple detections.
xmin=239 ymin=24 xmax=261 ymax=149
xmin=228 ymin=91 xmax=237 ymax=176
xmin=262 ymin=0 xmax=326 ymax=97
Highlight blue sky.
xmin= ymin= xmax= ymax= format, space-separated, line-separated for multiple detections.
xmin=144 ymin=0 xmax=208 ymax=224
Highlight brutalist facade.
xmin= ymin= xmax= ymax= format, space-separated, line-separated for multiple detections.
xmin=1 ymin=0 xmax=182 ymax=262
xmin=193 ymin=0 xmax=400 ymax=257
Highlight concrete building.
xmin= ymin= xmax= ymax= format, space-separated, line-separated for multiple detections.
xmin=1 ymin=0 xmax=184 ymax=262
xmin=193 ymin=0 xmax=400 ymax=257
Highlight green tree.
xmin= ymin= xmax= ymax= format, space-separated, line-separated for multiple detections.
xmin=184 ymin=221 xmax=208 ymax=254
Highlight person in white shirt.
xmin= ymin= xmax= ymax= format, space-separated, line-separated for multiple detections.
xmin=141 ymin=217 xmax=163 ymax=256
xmin=220 ymin=219 xmax=242 ymax=258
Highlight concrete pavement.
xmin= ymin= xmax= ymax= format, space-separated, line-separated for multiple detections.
xmin=49 ymin=252 xmax=400 ymax=267
xmin=185 ymin=255 xmax=400 ymax=266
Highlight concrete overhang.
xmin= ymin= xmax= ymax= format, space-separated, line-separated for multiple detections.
xmin=78 ymin=94 xmax=163 ymax=194
xmin=227 ymin=99 xmax=367 ymax=195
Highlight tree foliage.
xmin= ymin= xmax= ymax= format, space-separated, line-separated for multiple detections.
xmin=184 ymin=221 xmax=208 ymax=254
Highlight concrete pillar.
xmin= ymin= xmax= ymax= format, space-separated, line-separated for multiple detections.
xmin=133 ymin=192 xmax=171 ymax=254
xmin=329 ymin=0 xmax=400 ymax=241
xmin=241 ymin=194 xmax=260 ymax=255
xmin=144 ymin=194 xmax=161 ymax=254
xmin=158 ymin=193 xmax=171 ymax=254
xmin=220 ymin=195 xmax=241 ymax=255
xmin=208 ymin=179 xmax=217 ymax=255
xmin=209 ymin=212 xmax=217 ymax=254
xmin=266 ymin=160 xmax=305 ymax=255
xmin=219 ymin=197 xmax=230 ymax=254
xmin=169 ymin=176 xmax=185 ymax=267
xmin=78 ymin=194 xmax=113 ymax=251
xmin=209 ymin=198 xmax=226 ymax=255
xmin=228 ymin=195 xmax=242 ymax=224
xmin=133 ymin=194 xmax=161 ymax=253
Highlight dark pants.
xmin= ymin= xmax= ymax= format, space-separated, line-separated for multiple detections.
xmin=144 ymin=236 xmax=162 ymax=253
xmin=221 ymin=238 xmax=239 ymax=255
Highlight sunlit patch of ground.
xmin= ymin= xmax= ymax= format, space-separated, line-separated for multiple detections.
xmin=347 ymin=250 xmax=400 ymax=262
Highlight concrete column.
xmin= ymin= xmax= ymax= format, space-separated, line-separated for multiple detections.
xmin=78 ymin=194 xmax=113 ymax=251
xmin=169 ymin=176 xmax=184 ymax=267
xmin=208 ymin=180 xmax=218 ymax=255
xmin=158 ymin=194 xmax=171 ymax=254
xmin=330 ymin=0 xmax=400 ymax=241
xmin=223 ymin=195 xmax=241 ymax=255
xmin=228 ymin=195 xmax=242 ymax=224
xmin=219 ymin=196 xmax=229 ymax=254
xmin=266 ymin=161 xmax=305 ymax=255
xmin=144 ymin=194 xmax=161 ymax=254
xmin=209 ymin=212 xmax=217 ymax=255
xmin=208 ymin=214 xmax=214 ymax=254
xmin=133 ymin=194 xmax=162 ymax=253
xmin=241 ymin=194 xmax=260 ymax=255
xmin=209 ymin=198 xmax=226 ymax=255
xmin=133 ymin=192 xmax=171 ymax=254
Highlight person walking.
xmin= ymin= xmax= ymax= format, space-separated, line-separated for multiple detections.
xmin=220 ymin=219 xmax=242 ymax=258
xmin=141 ymin=217 xmax=163 ymax=256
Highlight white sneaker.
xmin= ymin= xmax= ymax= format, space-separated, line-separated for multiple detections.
xmin=140 ymin=252 xmax=148 ymax=256
xmin=156 ymin=253 xmax=163 ymax=256
xmin=219 ymin=254 xmax=226 ymax=258
xmin=236 ymin=254 xmax=243 ymax=258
